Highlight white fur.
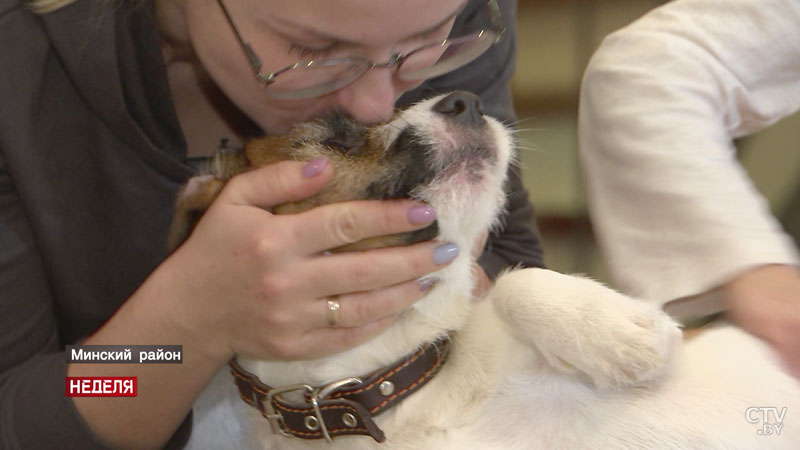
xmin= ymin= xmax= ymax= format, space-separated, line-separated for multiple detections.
xmin=188 ymin=96 xmax=800 ymax=450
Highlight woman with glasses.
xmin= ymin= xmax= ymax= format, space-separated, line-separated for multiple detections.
xmin=0 ymin=0 xmax=542 ymax=448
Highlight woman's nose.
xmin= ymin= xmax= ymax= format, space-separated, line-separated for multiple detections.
xmin=333 ymin=67 xmax=400 ymax=124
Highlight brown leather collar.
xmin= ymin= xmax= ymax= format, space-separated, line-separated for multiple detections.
xmin=229 ymin=336 xmax=451 ymax=443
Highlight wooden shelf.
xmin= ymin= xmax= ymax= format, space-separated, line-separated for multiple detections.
xmin=512 ymin=0 xmax=667 ymax=115
xmin=513 ymin=92 xmax=577 ymax=116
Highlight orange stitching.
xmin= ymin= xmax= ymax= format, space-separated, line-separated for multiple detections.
xmin=275 ymin=402 xmax=358 ymax=414
xmin=288 ymin=427 xmax=369 ymax=437
xmin=332 ymin=340 xmax=448 ymax=398
xmin=369 ymin=355 xmax=445 ymax=413
xmin=338 ymin=345 xmax=428 ymax=396
xmin=232 ymin=339 xmax=448 ymax=395
xmin=233 ymin=339 xmax=450 ymax=416
xmin=237 ymin=393 xmax=256 ymax=406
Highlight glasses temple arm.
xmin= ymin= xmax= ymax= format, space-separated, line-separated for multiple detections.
xmin=216 ymin=0 xmax=265 ymax=75
xmin=487 ymin=0 xmax=506 ymax=42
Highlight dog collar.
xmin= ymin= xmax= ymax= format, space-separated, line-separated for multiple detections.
xmin=229 ymin=336 xmax=451 ymax=443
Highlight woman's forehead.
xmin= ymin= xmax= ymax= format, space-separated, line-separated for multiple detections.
xmin=259 ymin=0 xmax=468 ymax=44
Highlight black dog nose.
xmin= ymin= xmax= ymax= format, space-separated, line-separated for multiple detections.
xmin=433 ymin=91 xmax=485 ymax=127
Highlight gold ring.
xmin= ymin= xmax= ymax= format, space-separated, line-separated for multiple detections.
xmin=327 ymin=296 xmax=341 ymax=327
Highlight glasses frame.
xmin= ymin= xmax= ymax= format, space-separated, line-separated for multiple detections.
xmin=216 ymin=0 xmax=506 ymax=98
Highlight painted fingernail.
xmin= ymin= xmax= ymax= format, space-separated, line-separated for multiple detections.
xmin=302 ymin=158 xmax=329 ymax=178
xmin=418 ymin=277 xmax=439 ymax=292
xmin=408 ymin=204 xmax=436 ymax=225
xmin=434 ymin=243 xmax=459 ymax=265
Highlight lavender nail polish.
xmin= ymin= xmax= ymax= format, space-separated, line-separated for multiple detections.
xmin=408 ymin=205 xmax=436 ymax=225
xmin=418 ymin=277 xmax=439 ymax=292
xmin=434 ymin=243 xmax=459 ymax=265
xmin=302 ymin=158 xmax=329 ymax=178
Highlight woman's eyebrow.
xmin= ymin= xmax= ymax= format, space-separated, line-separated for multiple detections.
xmin=405 ymin=0 xmax=469 ymax=40
xmin=268 ymin=0 xmax=469 ymax=45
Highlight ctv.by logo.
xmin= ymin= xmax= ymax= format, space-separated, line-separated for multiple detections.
xmin=745 ymin=406 xmax=788 ymax=436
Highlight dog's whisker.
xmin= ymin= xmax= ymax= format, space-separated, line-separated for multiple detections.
xmin=508 ymin=128 xmax=538 ymax=137
xmin=515 ymin=145 xmax=550 ymax=156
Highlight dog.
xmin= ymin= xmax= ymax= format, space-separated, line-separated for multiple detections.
xmin=173 ymin=92 xmax=800 ymax=449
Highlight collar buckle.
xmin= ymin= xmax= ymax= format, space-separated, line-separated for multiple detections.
xmin=261 ymin=384 xmax=313 ymax=437
xmin=261 ymin=377 xmax=363 ymax=443
xmin=231 ymin=336 xmax=451 ymax=443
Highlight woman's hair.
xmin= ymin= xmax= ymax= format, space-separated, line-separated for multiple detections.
xmin=27 ymin=0 xmax=79 ymax=14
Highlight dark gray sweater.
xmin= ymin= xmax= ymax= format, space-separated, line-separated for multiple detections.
xmin=0 ymin=0 xmax=542 ymax=448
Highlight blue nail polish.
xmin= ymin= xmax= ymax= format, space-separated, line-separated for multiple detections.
xmin=434 ymin=243 xmax=459 ymax=265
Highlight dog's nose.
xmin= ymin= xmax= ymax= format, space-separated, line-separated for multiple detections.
xmin=433 ymin=91 xmax=485 ymax=127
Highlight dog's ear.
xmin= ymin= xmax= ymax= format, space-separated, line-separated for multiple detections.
xmin=166 ymin=149 xmax=249 ymax=252
xmin=244 ymin=136 xmax=295 ymax=168
xmin=166 ymin=175 xmax=226 ymax=252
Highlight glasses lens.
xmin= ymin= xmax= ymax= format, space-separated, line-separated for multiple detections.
xmin=267 ymin=59 xmax=368 ymax=99
xmin=397 ymin=32 xmax=495 ymax=81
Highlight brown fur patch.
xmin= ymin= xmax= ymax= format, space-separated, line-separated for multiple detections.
xmin=168 ymin=115 xmax=439 ymax=253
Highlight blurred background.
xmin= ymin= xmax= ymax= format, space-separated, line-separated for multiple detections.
xmin=512 ymin=0 xmax=800 ymax=286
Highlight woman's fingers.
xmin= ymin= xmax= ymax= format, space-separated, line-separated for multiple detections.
xmin=306 ymin=278 xmax=437 ymax=329
xmin=299 ymin=240 xmax=458 ymax=295
xmin=175 ymin=158 xmax=457 ymax=361
xmin=212 ymin=158 xmax=438 ymax=257
xmin=215 ymin=159 xmax=333 ymax=208
xmin=289 ymin=199 xmax=437 ymax=255
xmin=724 ymin=264 xmax=800 ymax=379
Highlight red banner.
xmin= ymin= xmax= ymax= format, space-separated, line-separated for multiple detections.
xmin=65 ymin=377 xmax=137 ymax=397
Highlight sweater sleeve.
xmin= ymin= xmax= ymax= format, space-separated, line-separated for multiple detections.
xmin=399 ymin=0 xmax=545 ymax=278
xmin=0 ymin=145 xmax=193 ymax=450
xmin=0 ymin=1 xmax=192 ymax=447
xmin=0 ymin=151 xmax=106 ymax=449
xmin=579 ymin=0 xmax=800 ymax=302
xmin=0 ymin=3 xmax=111 ymax=446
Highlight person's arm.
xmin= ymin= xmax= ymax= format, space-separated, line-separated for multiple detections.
xmin=579 ymin=0 xmax=800 ymax=302
xmin=0 ymin=153 xmax=195 ymax=449
xmin=2 ymin=154 xmax=453 ymax=449
xmin=399 ymin=0 xmax=545 ymax=282
xmin=579 ymin=0 xmax=800 ymax=377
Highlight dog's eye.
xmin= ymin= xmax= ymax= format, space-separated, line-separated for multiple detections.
xmin=324 ymin=139 xmax=348 ymax=152
xmin=323 ymin=139 xmax=360 ymax=155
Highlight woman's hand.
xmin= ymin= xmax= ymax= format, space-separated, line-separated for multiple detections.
xmin=155 ymin=159 xmax=457 ymax=362
xmin=723 ymin=264 xmax=800 ymax=378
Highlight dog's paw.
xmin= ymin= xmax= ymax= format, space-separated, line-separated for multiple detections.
xmin=492 ymin=268 xmax=682 ymax=390
xmin=559 ymin=298 xmax=682 ymax=390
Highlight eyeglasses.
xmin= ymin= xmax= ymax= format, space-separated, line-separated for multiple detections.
xmin=217 ymin=0 xmax=506 ymax=100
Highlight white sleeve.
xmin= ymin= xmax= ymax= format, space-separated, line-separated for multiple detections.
xmin=579 ymin=0 xmax=800 ymax=302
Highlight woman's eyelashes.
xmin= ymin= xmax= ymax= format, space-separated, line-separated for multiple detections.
xmin=288 ymin=43 xmax=332 ymax=59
